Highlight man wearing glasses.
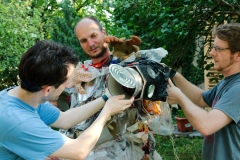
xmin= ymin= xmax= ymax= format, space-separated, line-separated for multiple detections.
xmin=167 ymin=23 xmax=240 ymax=160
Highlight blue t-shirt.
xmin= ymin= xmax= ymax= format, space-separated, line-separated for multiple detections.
xmin=0 ymin=88 xmax=67 ymax=160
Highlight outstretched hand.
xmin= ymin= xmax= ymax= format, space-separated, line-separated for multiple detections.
xmin=167 ymin=78 xmax=183 ymax=105
xmin=103 ymin=95 xmax=134 ymax=116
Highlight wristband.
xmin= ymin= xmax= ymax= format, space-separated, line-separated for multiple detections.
xmin=101 ymin=94 xmax=109 ymax=102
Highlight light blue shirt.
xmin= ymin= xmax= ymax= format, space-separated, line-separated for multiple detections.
xmin=0 ymin=88 xmax=66 ymax=160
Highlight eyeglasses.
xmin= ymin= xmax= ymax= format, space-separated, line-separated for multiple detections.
xmin=211 ymin=46 xmax=230 ymax=52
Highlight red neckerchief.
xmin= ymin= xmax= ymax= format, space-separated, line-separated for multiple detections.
xmin=89 ymin=57 xmax=109 ymax=68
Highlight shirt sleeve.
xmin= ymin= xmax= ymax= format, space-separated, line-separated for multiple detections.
xmin=213 ymin=83 xmax=240 ymax=124
xmin=37 ymin=102 xmax=61 ymax=125
xmin=2 ymin=117 xmax=67 ymax=160
xmin=202 ymin=85 xmax=218 ymax=107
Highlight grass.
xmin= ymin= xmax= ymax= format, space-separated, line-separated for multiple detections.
xmin=152 ymin=107 xmax=203 ymax=159
xmin=154 ymin=135 xmax=203 ymax=160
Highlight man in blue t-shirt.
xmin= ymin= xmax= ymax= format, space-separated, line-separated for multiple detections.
xmin=0 ymin=40 xmax=134 ymax=160
xmin=167 ymin=23 xmax=240 ymax=160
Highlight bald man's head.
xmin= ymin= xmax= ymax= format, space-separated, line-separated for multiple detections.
xmin=74 ymin=17 xmax=103 ymax=35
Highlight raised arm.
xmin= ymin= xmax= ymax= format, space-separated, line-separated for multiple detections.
xmin=167 ymin=79 xmax=232 ymax=136
xmin=172 ymin=72 xmax=206 ymax=107
xmin=50 ymin=95 xmax=134 ymax=159
xmin=51 ymin=94 xmax=109 ymax=129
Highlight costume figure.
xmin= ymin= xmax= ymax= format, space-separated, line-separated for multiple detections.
xmin=62 ymin=35 xmax=175 ymax=160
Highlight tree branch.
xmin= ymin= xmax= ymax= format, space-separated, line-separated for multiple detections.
xmin=212 ymin=0 xmax=240 ymax=16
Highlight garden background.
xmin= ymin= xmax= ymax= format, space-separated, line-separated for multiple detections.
xmin=1 ymin=0 xmax=239 ymax=159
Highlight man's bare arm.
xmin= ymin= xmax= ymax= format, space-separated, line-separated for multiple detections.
xmin=51 ymin=95 xmax=134 ymax=160
xmin=172 ymin=72 xmax=207 ymax=107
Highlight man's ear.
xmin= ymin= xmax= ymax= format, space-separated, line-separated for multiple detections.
xmin=235 ymin=52 xmax=240 ymax=62
xmin=102 ymin=29 xmax=107 ymax=36
xmin=42 ymin=85 xmax=51 ymax=96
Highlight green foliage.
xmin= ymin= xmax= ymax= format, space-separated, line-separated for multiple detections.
xmin=104 ymin=0 xmax=240 ymax=85
xmin=50 ymin=0 xmax=87 ymax=61
xmin=0 ymin=0 xmax=44 ymax=90
xmin=30 ymin=0 xmax=60 ymax=39
xmin=0 ymin=0 xmax=116 ymax=90
xmin=1 ymin=0 xmax=240 ymax=89
xmin=155 ymin=135 xmax=202 ymax=160
xmin=181 ymin=46 xmax=205 ymax=85
xmin=49 ymin=0 xmax=113 ymax=62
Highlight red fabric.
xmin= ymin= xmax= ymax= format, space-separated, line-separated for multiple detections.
xmin=89 ymin=57 xmax=109 ymax=68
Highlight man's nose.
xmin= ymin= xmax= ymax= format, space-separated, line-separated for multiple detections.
xmin=87 ymin=39 xmax=94 ymax=46
xmin=209 ymin=48 xmax=216 ymax=57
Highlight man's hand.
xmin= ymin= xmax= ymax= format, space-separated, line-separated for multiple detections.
xmin=103 ymin=95 xmax=134 ymax=116
xmin=167 ymin=78 xmax=183 ymax=105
